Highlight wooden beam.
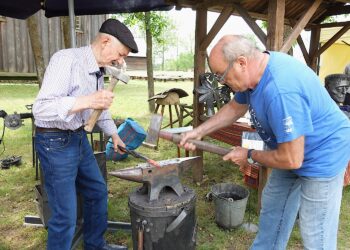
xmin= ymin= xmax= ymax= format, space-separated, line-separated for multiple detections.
xmin=313 ymin=4 xmax=350 ymax=24
xmin=289 ymin=19 xmax=310 ymax=65
xmin=296 ymin=35 xmax=310 ymax=65
xmin=314 ymin=21 xmax=350 ymax=29
xmin=281 ymin=0 xmax=322 ymax=53
xmin=314 ymin=24 xmax=350 ymax=58
xmin=321 ymin=4 xmax=350 ymax=16
xmin=200 ymin=6 xmax=232 ymax=51
xmin=232 ymin=2 xmax=267 ymax=47
xmin=267 ymin=0 xmax=285 ymax=50
xmin=193 ymin=8 xmax=207 ymax=183
xmin=309 ymin=27 xmax=321 ymax=72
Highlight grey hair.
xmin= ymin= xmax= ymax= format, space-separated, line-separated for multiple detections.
xmin=222 ymin=35 xmax=260 ymax=62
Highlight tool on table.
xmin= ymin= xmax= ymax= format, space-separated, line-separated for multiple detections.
xmin=84 ymin=65 xmax=130 ymax=132
xmin=144 ymin=114 xmax=232 ymax=156
xmin=109 ymin=156 xmax=200 ymax=201
xmin=117 ymin=145 xmax=161 ymax=168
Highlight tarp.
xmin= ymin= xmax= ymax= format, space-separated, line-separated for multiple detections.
xmin=0 ymin=0 xmax=42 ymax=19
xmin=0 ymin=0 xmax=173 ymax=19
xmin=319 ymin=27 xmax=350 ymax=82
xmin=45 ymin=0 xmax=173 ymax=18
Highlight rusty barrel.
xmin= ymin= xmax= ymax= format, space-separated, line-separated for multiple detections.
xmin=129 ymin=186 xmax=196 ymax=250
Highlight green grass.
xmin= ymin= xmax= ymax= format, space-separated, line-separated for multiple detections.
xmin=0 ymin=82 xmax=349 ymax=249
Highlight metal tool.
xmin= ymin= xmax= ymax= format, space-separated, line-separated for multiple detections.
xmin=109 ymin=156 xmax=200 ymax=201
xmin=0 ymin=109 xmax=33 ymax=130
xmin=84 ymin=65 xmax=130 ymax=132
xmin=144 ymin=114 xmax=232 ymax=156
xmin=142 ymin=114 xmax=163 ymax=149
xmin=117 ymin=145 xmax=161 ymax=168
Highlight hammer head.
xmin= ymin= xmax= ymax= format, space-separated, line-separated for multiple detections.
xmin=143 ymin=114 xmax=163 ymax=149
xmin=105 ymin=65 xmax=130 ymax=84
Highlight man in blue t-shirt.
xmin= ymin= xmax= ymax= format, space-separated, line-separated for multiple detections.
xmin=180 ymin=35 xmax=350 ymax=250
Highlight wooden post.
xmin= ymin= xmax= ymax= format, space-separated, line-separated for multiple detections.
xmin=266 ymin=0 xmax=285 ymax=51
xmin=257 ymin=0 xmax=286 ymax=212
xmin=192 ymin=8 xmax=207 ymax=183
xmin=27 ymin=14 xmax=45 ymax=88
xmin=309 ymin=27 xmax=321 ymax=72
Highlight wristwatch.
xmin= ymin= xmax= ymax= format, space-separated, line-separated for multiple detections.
xmin=247 ymin=149 xmax=255 ymax=164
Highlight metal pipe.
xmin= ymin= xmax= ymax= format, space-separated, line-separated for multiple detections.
xmin=68 ymin=0 xmax=76 ymax=48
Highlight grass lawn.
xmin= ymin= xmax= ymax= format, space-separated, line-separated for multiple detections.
xmin=0 ymin=81 xmax=349 ymax=249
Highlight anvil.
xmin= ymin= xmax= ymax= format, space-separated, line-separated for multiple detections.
xmin=109 ymin=156 xmax=201 ymax=201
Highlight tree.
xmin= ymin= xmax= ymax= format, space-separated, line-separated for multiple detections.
xmin=27 ymin=15 xmax=45 ymax=87
xmin=115 ymin=12 xmax=172 ymax=112
xmin=165 ymin=51 xmax=194 ymax=71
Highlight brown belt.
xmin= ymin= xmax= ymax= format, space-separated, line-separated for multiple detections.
xmin=36 ymin=126 xmax=84 ymax=133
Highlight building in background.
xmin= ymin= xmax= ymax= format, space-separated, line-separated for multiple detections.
xmin=319 ymin=27 xmax=350 ymax=82
xmin=0 ymin=13 xmax=146 ymax=75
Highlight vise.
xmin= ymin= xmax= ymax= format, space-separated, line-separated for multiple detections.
xmin=109 ymin=156 xmax=200 ymax=201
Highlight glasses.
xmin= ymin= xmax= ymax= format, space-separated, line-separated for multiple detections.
xmin=216 ymin=61 xmax=234 ymax=84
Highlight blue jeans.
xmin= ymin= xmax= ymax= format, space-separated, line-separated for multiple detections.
xmin=251 ymin=168 xmax=345 ymax=250
xmin=35 ymin=130 xmax=108 ymax=250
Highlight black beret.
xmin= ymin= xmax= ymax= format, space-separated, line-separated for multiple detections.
xmin=99 ymin=19 xmax=138 ymax=53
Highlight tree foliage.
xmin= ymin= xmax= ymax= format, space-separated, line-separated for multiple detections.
xmin=164 ymin=51 xmax=194 ymax=71
xmin=112 ymin=12 xmax=173 ymax=112
xmin=114 ymin=12 xmax=172 ymax=45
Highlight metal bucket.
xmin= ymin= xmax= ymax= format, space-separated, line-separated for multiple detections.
xmin=129 ymin=186 xmax=196 ymax=250
xmin=211 ymin=183 xmax=249 ymax=229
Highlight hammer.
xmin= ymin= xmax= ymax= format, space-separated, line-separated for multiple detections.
xmin=84 ymin=65 xmax=130 ymax=132
xmin=144 ymin=114 xmax=231 ymax=156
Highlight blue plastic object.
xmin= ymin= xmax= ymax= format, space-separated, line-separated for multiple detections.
xmin=106 ymin=118 xmax=147 ymax=161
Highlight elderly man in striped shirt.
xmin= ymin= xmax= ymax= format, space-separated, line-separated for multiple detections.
xmin=33 ymin=19 xmax=138 ymax=250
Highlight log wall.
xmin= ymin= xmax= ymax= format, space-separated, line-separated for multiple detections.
xmin=0 ymin=11 xmax=106 ymax=73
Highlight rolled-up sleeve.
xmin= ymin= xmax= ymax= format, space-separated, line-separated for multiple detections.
xmin=97 ymin=110 xmax=117 ymax=136
xmin=33 ymin=52 xmax=78 ymax=123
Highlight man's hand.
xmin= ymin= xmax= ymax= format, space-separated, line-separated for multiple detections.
xmin=222 ymin=146 xmax=249 ymax=167
xmin=111 ymin=133 xmax=126 ymax=154
xmin=87 ymin=90 xmax=115 ymax=110
xmin=69 ymin=90 xmax=115 ymax=114
xmin=179 ymin=129 xmax=202 ymax=151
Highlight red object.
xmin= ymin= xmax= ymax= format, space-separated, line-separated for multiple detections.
xmin=240 ymin=163 xmax=259 ymax=189
xmin=344 ymin=161 xmax=350 ymax=187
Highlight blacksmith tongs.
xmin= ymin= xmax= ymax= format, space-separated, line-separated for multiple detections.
xmin=117 ymin=145 xmax=161 ymax=168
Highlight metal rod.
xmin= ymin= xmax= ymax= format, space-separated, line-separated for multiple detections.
xmin=68 ymin=0 xmax=76 ymax=48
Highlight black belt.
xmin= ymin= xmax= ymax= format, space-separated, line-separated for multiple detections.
xmin=36 ymin=126 xmax=84 ymax=133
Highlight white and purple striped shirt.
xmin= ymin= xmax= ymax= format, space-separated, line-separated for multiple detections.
xmin=33 ymin=46 xmax=117 ymax=136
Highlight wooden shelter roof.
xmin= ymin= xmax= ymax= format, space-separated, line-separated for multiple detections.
xmin=164 ymin=0 xmax=350 ymax=183
xmin=166 ymin=0 xmax=349 ymax=28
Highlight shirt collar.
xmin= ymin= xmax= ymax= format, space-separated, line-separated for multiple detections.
xmin=85 ymin=45 xmax=102 ymax=75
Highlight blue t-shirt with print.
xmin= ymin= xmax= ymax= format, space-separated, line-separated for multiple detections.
xmin=235 ymin=51 xmax=350 ymax=177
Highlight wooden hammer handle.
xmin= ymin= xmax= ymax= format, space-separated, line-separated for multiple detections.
xmin=84 ymin=78 xmax=118 ymax=132
xmin=159 ymin=131 xmax=232 ymax=156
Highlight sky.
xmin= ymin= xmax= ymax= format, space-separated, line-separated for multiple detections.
xmin=131 ymin=8 xmax=312 ymax=64
xmin=166 ymin=8 xmax=309 ymax=63
xmin=169 ymin=8 xmax=257 ymax=45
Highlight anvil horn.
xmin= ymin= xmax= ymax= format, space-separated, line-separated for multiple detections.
xmin=109 ymin=167 xmax=143 ymax=183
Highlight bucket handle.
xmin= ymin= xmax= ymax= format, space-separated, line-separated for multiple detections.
xmin=205 ymin=192 xmax=213 ymax=202
xmin=166 ymin=209 xmax=187 ymax=233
